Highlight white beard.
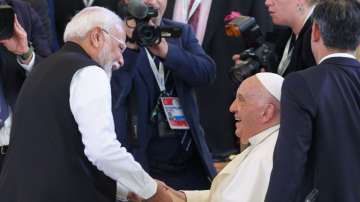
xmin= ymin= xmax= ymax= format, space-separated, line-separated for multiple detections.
xmin=103 ymin=63 xmax=113 ymax=78
xmin=97 ymin=42 xmax=114 ymax=79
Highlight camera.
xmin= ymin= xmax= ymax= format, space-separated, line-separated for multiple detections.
xmin=119 ymin=0 xmax=182 ymax=47
xmin=0 ymin=4 xmax=14 ymax=40
xmin=225 ymin=15 xmax=274 ymax=85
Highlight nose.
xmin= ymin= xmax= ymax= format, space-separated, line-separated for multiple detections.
xmin=117 ymin=54 xmax=124 ymax=68
xmin=112 ymin=52 xmax=124 ymax=70
xmin=229 ymin=99 xmax=236 ymax=113
xmin=265 ymin=0 xmax=272 ymax=7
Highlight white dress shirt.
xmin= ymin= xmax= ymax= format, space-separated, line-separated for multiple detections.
xmin=0 ymin=54 xmax=36 ymax=146
xmin=319 ymin=53 xmax=356 ymax=64
xmin=185 ymin=125 xmax=280 ymax=202
xmin=69 ymin=66 xmax=157 ymax=201
xmin=172 ymin=0 xmax=212 ymax=44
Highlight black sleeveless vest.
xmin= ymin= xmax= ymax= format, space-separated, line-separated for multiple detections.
xmin=0 ymin=42 xmax=116 ymax=202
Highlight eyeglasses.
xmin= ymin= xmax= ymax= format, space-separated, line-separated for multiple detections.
xmin=101 ymin=29 xmax=127 ymax=53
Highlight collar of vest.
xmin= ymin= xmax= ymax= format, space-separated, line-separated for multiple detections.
xmin=62 ymin=42 xmax=94 ymax=61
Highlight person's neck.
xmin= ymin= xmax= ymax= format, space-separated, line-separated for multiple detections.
xmin=291 ymin=7 xmax=311 ymax=36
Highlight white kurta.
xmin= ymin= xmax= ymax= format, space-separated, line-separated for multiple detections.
xmin=185 ymin=125 xmax=279 ymax=202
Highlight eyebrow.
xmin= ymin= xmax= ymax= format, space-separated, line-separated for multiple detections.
xmin=237 ymin=94 xmax=246 ymax=101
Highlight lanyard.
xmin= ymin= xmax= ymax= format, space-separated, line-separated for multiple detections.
xmin=277 ymin=36 xmax=294 ymax=76
xmin=145 ymin=49 xmax=166 ymax=92
xmin=82 ymin=0 xmax=95 ymax=7
xmin=185 ymin=0 xmax=202 ymax=21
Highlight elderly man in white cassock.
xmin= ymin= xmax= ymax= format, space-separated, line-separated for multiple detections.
xmin=167 ymin=72 xmax=284 ymax=202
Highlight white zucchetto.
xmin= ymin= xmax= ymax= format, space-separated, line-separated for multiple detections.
xmin=255 ymin=73 xmax=284 ymax=101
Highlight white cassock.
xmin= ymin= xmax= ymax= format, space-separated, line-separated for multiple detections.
xmin=184 ymin=124 xmax=279 ymax=202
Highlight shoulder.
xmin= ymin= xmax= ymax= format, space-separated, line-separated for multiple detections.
xmin=10 ymin=0 xmax=32 ymax=13
xmin=71 ymin=66 xmax=109 ymax=93
xmin=162 ymin=18 xmax=188 ymax=27
xmin=252 ymin=132 xmax=278 ymax=161
xmin=162 ymin=18 xmax=191 ymax=33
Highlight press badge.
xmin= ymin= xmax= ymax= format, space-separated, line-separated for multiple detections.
xmin=160 ymin=97 xmax=190 ymax=130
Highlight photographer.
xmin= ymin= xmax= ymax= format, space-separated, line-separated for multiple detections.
xmin=111 ymin=0 xmax=216 ymax=190
xmin=233 ymin=0 xmax=317 ymax=78
xmin=0 ymin=0 xmax=51 ymax=171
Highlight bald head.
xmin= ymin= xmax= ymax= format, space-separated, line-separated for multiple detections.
xmin=229 ymin=73 xmax=283 ymax=144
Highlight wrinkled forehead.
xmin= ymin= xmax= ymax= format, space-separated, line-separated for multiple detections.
xmin=237 ymin=77 xmax=266 ymax=100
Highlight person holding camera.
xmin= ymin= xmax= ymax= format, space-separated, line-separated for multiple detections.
xmin=233 ymin=0 xmax=317 ymax=77
xmin=164 ymin=0 xmax=273 ymax=161
xmin=111 ymin=0 xmax=216 ymax=191
xmin=0 ymin=0 xmax=51 ymax=171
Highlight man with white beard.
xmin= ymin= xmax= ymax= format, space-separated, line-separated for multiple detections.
xmin=0 ymin=6 xmax=172 ymax=202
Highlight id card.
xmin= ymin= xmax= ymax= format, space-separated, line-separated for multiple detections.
xmin=160 ymin=97 xmax=190 ymax=130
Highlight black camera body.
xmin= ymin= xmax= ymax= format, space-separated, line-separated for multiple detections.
xmin=0 ymin=4 xmax=14 ymax=40
xmin=120 ymin=0 xmax=182 ymax=47
xmin=226 ymin=15 xmax=274 ymax=85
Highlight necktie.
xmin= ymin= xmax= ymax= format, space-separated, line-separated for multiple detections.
xmin=188 ymin=0 xmax=201 ymax=33
xmin=0 ymin=78 xmax=9 ymax=128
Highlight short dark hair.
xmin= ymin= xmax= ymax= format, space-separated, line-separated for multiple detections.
xmin=313 ymin=0 xmax=360 ymax=51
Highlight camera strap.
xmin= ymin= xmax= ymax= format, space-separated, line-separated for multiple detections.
xmin=277 ymin=36 xmax=294 ymax=76
xmin=145 ymin=48 xmax=165 ymax=92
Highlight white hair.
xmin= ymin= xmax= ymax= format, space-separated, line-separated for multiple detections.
xmin=63 ymin=6 xmax=123 ymax=42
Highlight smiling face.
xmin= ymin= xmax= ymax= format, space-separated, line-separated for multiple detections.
xmin=229 ymin=77 xmax=270 ymax=144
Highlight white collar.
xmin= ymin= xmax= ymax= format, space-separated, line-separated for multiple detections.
xmin=319 ymin=53 xmax=356 ymax=64
xmin=248 ymin=124 xmax=280 ymax=146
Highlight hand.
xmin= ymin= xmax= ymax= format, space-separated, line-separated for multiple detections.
xmin=0 ymin=15 xmax=29 ymax=55
xmin=127 ymin=192 xmax=144 ymax=202
xmin=232 ymin=54 xmax=267 ymax=72
xmin=148 ymin=38 xmax=168 ymax=59
xmin=232 ymin=54 xmax=242 ymax=65
xmin=146 ymin=181 xmax=173 ymax=202
xmin=155 ymin=180 xmax=186 ymax=202
xmin=123 ymin=18 xmax=139 ymax=50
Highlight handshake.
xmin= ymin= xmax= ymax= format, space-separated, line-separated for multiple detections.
xmin=128 ymin=180 xmax=187 ymax=202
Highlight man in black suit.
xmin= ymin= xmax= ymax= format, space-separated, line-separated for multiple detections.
xmin=164 ymin=0 xmax=273 ymax=156
xmin=265 ymin=1 xmax=360 ymax=202
xmin=0 ymin=0 xmax=51 ymax=171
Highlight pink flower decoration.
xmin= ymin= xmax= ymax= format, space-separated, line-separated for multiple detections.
xmin=224 ymin=11 xmax=241 ymax=22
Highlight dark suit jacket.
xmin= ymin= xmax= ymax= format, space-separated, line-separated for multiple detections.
xmin=265 ymin=57 xmax=360 ymax=202
xmin=0 ymin=0 xmax=51 ymax=110
xmin=111 ymin=19 xmax=217 ymax=184
xmin=164 ymin=0 xmax=273 ymax=155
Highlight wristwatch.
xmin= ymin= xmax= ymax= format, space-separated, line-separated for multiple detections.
xmin=19 ymin=44 xmax=34 ymax=61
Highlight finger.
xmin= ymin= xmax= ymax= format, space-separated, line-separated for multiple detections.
xmin=14 ymin=14 xmax=25 ymax=32
xmin=232 ymin=54 xmax=241 ymax=61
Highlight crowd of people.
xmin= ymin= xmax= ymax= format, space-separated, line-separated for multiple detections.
xmin=0 ymin=0 xmax=360 ymax=202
